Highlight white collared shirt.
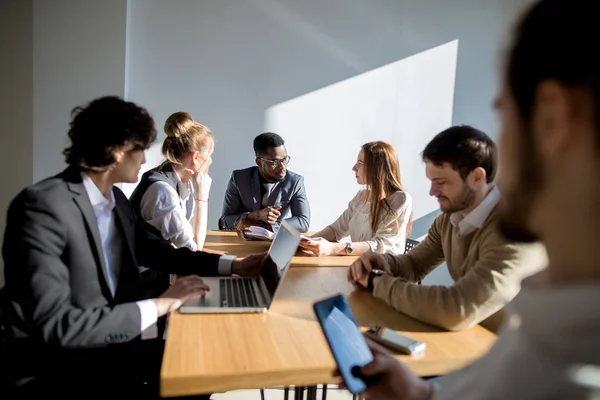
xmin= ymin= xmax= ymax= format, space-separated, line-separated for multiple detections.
xmin=450 ymin=186 xmax=501 ymax=236
xmin=81 ymin=173 xmax=158 ymax=338
xmin=140 ymin=172 xmax=198 ymax=251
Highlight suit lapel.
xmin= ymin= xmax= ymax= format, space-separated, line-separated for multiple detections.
xmin=251 ymin=168 xmax=261 ymax=210
xmin=113 ymin=193 xmax=142 ymax=301
xmin=67 ymin=177 xmax=113 ymax=300
xmin=113 ymin=192 xmax=137 ymax=268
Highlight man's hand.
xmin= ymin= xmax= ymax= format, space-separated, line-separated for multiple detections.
xmin=231 ymin=252 xmax=268 ymax=276
xmin=153 ymin=275 xmax=210 ymax=317
xmin=356 ymin=339 xmax=433 ymax=400
xmin=234 ymin=217 xmax=250 ymax=231
xmin=250 ymin=206 xmax=281 ymax=225
xmin=347 ymin=253 xmax=392 ymax=290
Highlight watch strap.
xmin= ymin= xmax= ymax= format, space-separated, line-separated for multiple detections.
xmin=368 ymin=269 xmax=384 ymax=292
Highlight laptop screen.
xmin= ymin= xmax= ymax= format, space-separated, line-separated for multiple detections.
xmin=260 ymin=221 xmax=301 ymax=302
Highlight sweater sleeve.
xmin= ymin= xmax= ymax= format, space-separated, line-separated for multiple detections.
xmin=373 ymin=228 xmax=547 ymax=331
xmin=382 ymin=213 xmax=446 ymax=281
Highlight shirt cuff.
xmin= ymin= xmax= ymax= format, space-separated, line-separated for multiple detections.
xmin=218 ymin=255 xmax=236 ymax=275
xmin=136 ymin=299 xmax=158 ymax=340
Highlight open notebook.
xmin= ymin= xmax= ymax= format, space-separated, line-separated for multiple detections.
xmin=241 ymin=225 xmax=310 ymax=242
xmin=242 ymin=226 xmax=275 ymax=241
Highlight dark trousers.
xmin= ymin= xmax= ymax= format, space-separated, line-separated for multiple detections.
xmin=2 ymin=339 xmax=212 ymax=399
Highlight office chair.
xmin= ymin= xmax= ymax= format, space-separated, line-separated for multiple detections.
xmin=404 ymin=238 xmax=420 ymax=253
xmin=404 ymin=238 xmax=422 ymax=285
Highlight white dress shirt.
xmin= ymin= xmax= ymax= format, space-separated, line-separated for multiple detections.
xmin=140 ymin=173 xmax=198 ymax=251
xmin=139 ymin=173 xmax=235 ymax=274
xmin=450 ymin=185 xmax=501 ymax=236
xmin=82 ymin=174 xmax=235 ymax=340
xmin=81 ymin=173 xmax=159 ymax=338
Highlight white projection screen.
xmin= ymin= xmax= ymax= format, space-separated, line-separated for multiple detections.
xmin=264 ymin=40 xmax=459 ymax=234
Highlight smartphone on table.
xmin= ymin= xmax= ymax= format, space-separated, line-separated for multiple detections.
xmin=313 ymin=294 xmax=374 ymax=395
xmin=364 ymin=326 xmax=426 ymax=355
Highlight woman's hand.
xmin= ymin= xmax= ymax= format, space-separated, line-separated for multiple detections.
xmin=192 ymin=171 xmax=212 ymax=200
xmin=184 ymin=167 xmax=212 ymax=200
xmin=301 ymin=237 xmax=344 ymax=256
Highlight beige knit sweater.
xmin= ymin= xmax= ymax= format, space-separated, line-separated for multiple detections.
xmin=373 ymin=207 xmax=548 ymax=332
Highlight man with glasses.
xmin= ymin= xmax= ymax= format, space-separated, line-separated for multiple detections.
xmin=221 ymin=132 xmax=310 ymax=232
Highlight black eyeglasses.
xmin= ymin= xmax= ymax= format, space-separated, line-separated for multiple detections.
xmin=258 ymin=156 xmax=291 ymax=168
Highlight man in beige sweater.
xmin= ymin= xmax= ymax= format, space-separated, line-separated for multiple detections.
xmin=348 ymin=125 xmax=547 ymax=332
xmin=353 ymin=1 xmax=600 ymax=398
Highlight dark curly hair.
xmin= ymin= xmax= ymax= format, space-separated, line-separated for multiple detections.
xmin=63 ymin=96 xmax=157 ymax=171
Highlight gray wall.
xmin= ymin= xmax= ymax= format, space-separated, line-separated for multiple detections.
xmin=0 ymin=0 xmax=34 ymax=287
xmin=125 ymin=0 xmax=526 ymax=231
xmin=125 ymin=0 xmax=529 ymax=286
xmin=33 ymin=0 xmax=128 ymax=182
xmin=0 ymin=0 xmax=128 ymax=285
xmin=0 ymin=0 xmax=532 ymax=286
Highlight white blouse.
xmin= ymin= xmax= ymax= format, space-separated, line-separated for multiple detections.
xmin=139 ymin=178 xmax=197 ymax=251
xmin=327 ymin=190 xmax=412 ymax=255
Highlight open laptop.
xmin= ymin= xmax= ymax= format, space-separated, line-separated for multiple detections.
xmin=179 ymin=220 xmax=301 ymax=314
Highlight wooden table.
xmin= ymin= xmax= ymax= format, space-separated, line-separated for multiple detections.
xmin=202 ymin=230 xmax=360 ymax=267
xmin=160 ymin=232 xmax=496 ymax=397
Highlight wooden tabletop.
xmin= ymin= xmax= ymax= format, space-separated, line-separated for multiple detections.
xmin=160 ymin=232 xmax=496 ymax=397
xmin=203 ymin=230 xmax=359 ymax=267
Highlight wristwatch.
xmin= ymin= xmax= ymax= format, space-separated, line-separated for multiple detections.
xmin=345 ymin=242 xmax=353 ymax=255
xmin=368 ymin=269 xmax=386 ymax=293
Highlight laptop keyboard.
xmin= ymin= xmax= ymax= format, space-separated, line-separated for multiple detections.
xmin=220 ymin=278 xmax=260 ymax=308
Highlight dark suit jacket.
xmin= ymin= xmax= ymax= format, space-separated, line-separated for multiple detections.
xmin=220 ymin=166 xmax=310 ymax=232
xmin=1 ymin=167 xmax=222 ymax=351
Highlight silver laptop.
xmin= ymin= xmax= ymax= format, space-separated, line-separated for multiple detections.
xmin=179 ymin=220 xmax=301 ymax=314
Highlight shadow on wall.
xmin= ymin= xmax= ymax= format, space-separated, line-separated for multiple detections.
xmin=264 ymin=40 xmax=458 ymax=231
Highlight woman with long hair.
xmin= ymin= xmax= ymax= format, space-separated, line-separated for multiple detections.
xmin=303 ymin=141 xmax=412 ymax=256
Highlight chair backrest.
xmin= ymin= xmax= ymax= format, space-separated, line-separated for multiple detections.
xmin=0 ymin=287 xmax=7 ymax=348
xmin=404 ymin=238 xmax=420 ymax=254
xmin=404 ymin=238 xmax=422 ymax=285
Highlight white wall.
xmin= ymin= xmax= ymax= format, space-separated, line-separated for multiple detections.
xmin=123 ymin=0 xmax=526 ymax=230
xmin=123 ymin=0 xmax=530 ymax=286
xmin=0 ymin=0 xmax=34 ymax=287
xmin=0 ymin=0 xmax=533 ymax=287
xmin=265 ymin=41 xmax=458 ymax=230
xmin=32 ymin=0 xmax=128 ymax=182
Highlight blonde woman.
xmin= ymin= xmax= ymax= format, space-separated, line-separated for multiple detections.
xmin=303 ymin=141 xmax=412 ymax=256
xmin=130 ymin=112 xmax=214 ymax=251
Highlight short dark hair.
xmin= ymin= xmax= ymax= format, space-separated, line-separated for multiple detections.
xmin=507 ymin=0 xmax=600 ymax=144
xmin=253 ymin=132 xmax=285 ymax=157
xmin=63 ymin=96 xmax=157 ymax=171
xmin=422 ymin=125 xmax=497 ymax=183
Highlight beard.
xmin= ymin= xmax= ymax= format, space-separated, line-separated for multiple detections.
xmin=498 ymin=124 xmax=542 ymax=243
xmin=440 ymin=184 xmax=476 ymax=214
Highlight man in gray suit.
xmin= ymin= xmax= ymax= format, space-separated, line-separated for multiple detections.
xmin=221 ymin=132 xmax=310 ymax=232
xmin=0 ymin=96 xmax=264 ymax=398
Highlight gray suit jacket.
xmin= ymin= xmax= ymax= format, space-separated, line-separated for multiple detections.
xmin=1 ymin=167 xmax=222 ymax=352
xmin=220 ymin=166 xmax=310 ymax=232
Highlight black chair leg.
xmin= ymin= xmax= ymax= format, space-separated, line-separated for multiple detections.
xmin=284 ymin=386 xmax=290 ymax=400
xmin=294 ymin=386 xmax=305 ymax=400
xmin=321 ymin=384 xmax=327 ymax=400
xmin=260 ymin=388 xmax=265 ymax=400
xmin=306 ymin=386 xmax=317 ymax=400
